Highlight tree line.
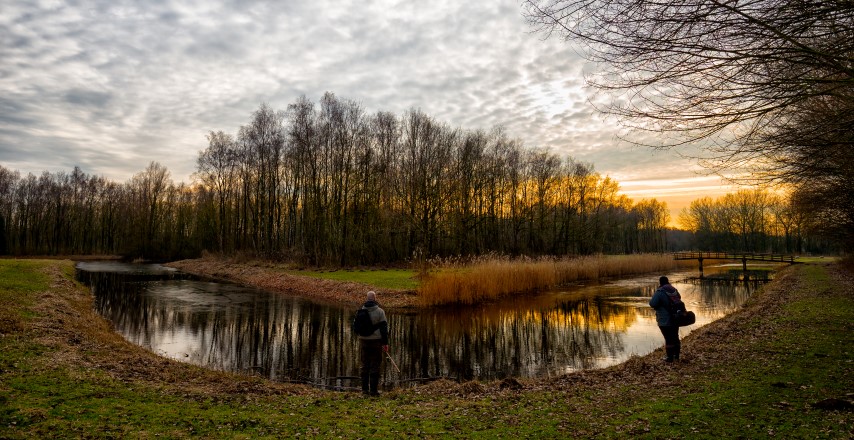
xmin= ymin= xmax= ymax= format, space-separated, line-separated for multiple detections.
xmin=678 ymin=189 xmax=835 ymax=254
xmin=0 ymin=95 xmax=836 ymax=263
xmin=192 ymin=95 xmax=674 ymax=265
xmin=0 ymin=163 xmax=196 ymax=260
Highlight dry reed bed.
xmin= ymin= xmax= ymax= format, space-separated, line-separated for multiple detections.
xmin=418 ymin=254 xmax=686 ymax=306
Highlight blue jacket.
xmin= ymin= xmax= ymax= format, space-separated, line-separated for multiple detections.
xmin=649 ymin=284 xmax=682 ymax=327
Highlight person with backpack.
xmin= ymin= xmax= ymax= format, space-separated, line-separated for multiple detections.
xmin=353 ymin=290 xmax=389 ymax=396
xmin=649 ymin=276 xmax=683 ymax=363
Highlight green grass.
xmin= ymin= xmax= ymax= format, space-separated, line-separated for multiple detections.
xmin=0 ymin=259 xmax=51 ymax=294
xmin=794 ymin=255 xmax=840 ymax=264
xmin=287 ymin=268 xmax=420 ymax=290
xmin=590 ymin=263 xmax=854 ymax=438
xmin=1 ymin=259 xmax=851 ymax=438
xmin=0 ymin=260 xmax=53 ymax=334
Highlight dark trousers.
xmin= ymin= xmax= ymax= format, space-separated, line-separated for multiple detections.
xmin=359 ymin=339 xmax=383 ymax=394
xmin=659 ymin=325 xmax=681 ymax=360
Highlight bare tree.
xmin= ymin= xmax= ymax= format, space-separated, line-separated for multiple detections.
xmin=0 ymin=166 xmax=19 ymax=254
xmin=725 ymin=190 xmax=771 ymax=252
xmin=398 ymin=109 xmax=455 ymax=256
xmin=196 ymin=130 xmax=238 ymax=252
xmin=368 ymin=111 xmax=404 ymax=261
xmin=525 ymin=0 xmax=854 ymax=248
xmin=130 ymin=162 xmax=172 ymax=257
xmin=632 ymin=199 xmax=670 ymax=253
xmin=528 ymin=148 xmax=561 ymax=252
xmin=285 ymin=96 xmax=318 ymax=260
xmin=678 ymin=189 xmax=787 ymax=252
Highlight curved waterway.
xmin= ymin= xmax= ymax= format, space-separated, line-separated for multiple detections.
xmin=76 ymin=261 xmax=770 ymax=389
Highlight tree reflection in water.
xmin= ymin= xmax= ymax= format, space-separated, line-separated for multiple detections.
xmin=78 ymin=263 xmax=761 ymax=389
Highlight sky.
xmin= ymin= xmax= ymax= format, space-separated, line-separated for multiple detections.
xmin=0 ymin=0 xmax=734 ymax=224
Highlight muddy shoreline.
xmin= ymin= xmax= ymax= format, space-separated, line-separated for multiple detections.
xmin=165 ymin=258 xmax=419 ymax=309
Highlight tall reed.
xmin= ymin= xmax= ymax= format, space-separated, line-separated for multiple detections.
xmin=417 ymin=254 xmax=688 ymax=307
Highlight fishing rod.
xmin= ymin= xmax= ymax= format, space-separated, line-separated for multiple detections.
xmin=385 ymin=350 xmax=401 ymax=373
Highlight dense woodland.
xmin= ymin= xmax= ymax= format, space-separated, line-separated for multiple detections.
xmin=0 ymin=95 xmax=836 ymax=264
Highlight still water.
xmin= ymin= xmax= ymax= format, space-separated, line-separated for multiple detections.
xmin=76 ymin=261 xmax=767 ymax=389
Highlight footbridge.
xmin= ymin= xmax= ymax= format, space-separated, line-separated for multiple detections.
xmin=673 ymin=252 xmax=799 ymax=277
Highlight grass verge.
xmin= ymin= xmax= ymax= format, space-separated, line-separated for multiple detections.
xmin=285 ymin=267 xmax=419 ymax=291
xmin=1 ymin=259 xmax=851 ymax=438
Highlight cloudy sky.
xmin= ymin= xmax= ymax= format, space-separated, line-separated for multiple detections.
xmin=0 ymin=0 xmax=733 ymax=221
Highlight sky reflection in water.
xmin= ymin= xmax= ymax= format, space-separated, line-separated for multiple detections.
xmin=77 ymin=262 xmax=761 ymax=388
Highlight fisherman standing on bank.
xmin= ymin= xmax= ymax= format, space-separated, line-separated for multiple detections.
xmin=649 ymin=276 xmax=683 ymax=362
xmin=354 ymin=291 xmax=389 ymax=396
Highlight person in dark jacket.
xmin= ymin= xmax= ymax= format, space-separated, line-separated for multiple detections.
xmin=357 ymin=291 xmax=389 ymax=395
xmin=649 ymin=276 xmax=682 ymax=362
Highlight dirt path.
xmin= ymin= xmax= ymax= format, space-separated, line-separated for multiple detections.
xmin=165 ymin=258 xmax=419 ymax=309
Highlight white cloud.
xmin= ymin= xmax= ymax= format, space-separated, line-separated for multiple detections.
xmin=0 ymin=0 xmax=714 ymax=212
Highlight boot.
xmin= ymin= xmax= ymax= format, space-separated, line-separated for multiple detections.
xmin=663 ymin=346 xmax=675 ymax=363
xmin=369 ymin=373 xmax=381 ymax=396
xmin=361 ymin=373 xmax=370 ymax=395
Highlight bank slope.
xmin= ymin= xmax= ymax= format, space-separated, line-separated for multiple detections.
xmin=0 ymin=259 xmax=851 ymax=438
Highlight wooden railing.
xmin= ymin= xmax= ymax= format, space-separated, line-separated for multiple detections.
xmin=673 ymin=252 xmax=797 ymax=263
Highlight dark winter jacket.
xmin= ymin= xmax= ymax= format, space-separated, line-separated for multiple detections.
xmin=649 ymin=284 xmax=682 ymax=327
xmin=357 ymin=300 xmax=389 ymax=345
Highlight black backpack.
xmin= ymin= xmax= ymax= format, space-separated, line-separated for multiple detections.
xmin=665 ymin=292 xmax=696 ymax=327
xmin=352 ymin=308 xmax=376 ymax=336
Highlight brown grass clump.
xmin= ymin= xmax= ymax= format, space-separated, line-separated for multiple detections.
xmin=0 ymin=309 xmax=24 ymax=334
xmin=418 ymin=254 xmax=685 ymax=306
xmin=412 ymin=378 xmax=487 ymax=397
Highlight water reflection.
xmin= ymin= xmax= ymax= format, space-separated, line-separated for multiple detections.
xmin=78 ymin=262 xmax=763 ymax=389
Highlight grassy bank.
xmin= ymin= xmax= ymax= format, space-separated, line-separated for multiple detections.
xmin=1 ymin=259 xmax=851 ymax=438
xmin=286 ymin=267 xmax=419 ymax=291
xmin=418 ymin=254 xmax=694 ymax=306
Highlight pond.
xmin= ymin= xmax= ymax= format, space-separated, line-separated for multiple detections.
xmin=76 ymin=261 xmax=770 ymax=390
